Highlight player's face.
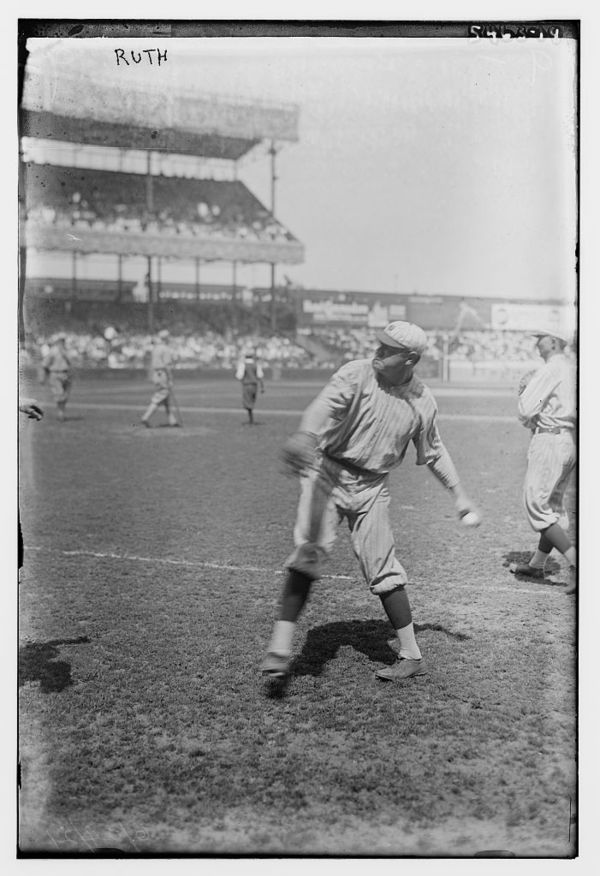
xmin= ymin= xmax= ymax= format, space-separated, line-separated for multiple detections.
xmin=373 ymin=343 xmax=415 ymax=383
xmin=535 ymin=335 xmax=554 ymax=360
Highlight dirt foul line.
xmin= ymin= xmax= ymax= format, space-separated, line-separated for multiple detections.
xmin=68 ymin=402 xmax=515 ymax=423
xmin=26 ymin=545 xmax=550 ymax=594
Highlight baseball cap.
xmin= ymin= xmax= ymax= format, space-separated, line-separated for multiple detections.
xmin=375 ymin=321 xmax=428 ymax=355
xmin=529 ymin=329 xmax=571 ymax=345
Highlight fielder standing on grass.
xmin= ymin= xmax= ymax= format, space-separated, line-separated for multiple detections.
xmin=510 ymin=329 xmax=576 ymax=594
xmin=235 ymin=348 xmax=264 ymax=425
xmin=261 ymin=320 xmax=481 ymax=684
xmin=141 ymin=329 xmax=180 ymax=428
xmin=41 ymin=332 xmax=72 ymax=422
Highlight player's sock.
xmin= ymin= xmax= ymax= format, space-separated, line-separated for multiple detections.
xmin=529 ymin=549 xmax=550 ymax=569
xmin=266 ymin=570 xmax=312 ymax=655
xmin=267 ymin=621 xmax=295 ymax=657
xmin=142 ymin=403 xmax=157 ymax=423
xmin=279 ymin=569 xmax=312 ymax=621
xmin=395 ymin=622 xmax=422 ymax=661
xmin=564 ymin=547 xmax=576 ymax=567
xmin=379 ymin=587 xmax=422 ymax=660
xmin=543 ymin=523 xmax=573 ymax=556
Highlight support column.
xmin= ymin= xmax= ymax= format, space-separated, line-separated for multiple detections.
xmin=270 ymin=263 xmax=277 ymax=332
xmin=68 ymin=250 xmax=77 ymax=315
xmin=231 ymin=261 xmax=238 ymax=332
xmin=146 ymin=151 xmax=154 ymax=213
xmin=195 ymin=257 xmax=200 ymax=302
xmin=116 ymin=253 xmax=123 ymax=302
xmin=146 ymin=255 xmax=154 ymax=333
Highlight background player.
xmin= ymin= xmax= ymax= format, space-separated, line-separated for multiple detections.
xmin=510 ymin=329 xmax=576 ymax=594
xmin=235 ymin=349 xmax=265 ymax=425
xmin=41 ymin=332 xmax=72 ymax=422
xmin=141 ymin=329 xmax=180 ymax=428
xmin=261 ymin=320 xmax=480 ymax=684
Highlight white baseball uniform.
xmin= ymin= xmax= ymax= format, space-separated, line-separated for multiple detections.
xmin=286 ymin=358 xmax=459 ymax=592
xmin=150 ymin=341 xmax=175 ymax=406
xmin=518 ymin=353 xmax=576 ymax=531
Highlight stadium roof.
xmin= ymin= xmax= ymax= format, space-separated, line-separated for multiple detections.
xmin=21 ymin=70 xmax=300 ymax=161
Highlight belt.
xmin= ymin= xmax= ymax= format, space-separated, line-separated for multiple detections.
xmin=535 ymin=426 xmax=572 ymax=435
xmin=323 ymin=451 xmax=379 ymax=478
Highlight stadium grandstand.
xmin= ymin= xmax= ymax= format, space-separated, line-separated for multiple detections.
xmin=19 ymin=66 xmax=304 ymax=342
xmin=19 ymin=64 xmax=575 ymax=385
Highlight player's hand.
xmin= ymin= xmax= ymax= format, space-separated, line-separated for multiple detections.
xmin=454 ymin=495 xmax=482 ymax=527
xmin=518 ymin=369 xmax=537 ymax=396
xmin=281 ymin=431 xmax=318 ymax=475
xmin=19 ymin=399 xmax=44 ymax=420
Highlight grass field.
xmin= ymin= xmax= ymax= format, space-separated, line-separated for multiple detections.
xmin=18 ymin=374 xmax=577 ymax=857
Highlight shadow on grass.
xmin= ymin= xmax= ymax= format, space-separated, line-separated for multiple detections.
xmin=291 ymin=618 xmax=470 ymax=678
xmin=19 ymin=636 xmax=90 ymax=693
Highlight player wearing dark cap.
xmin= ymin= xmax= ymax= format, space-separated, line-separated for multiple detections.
xmin=261 ymin=321 xmax=480 ymax=684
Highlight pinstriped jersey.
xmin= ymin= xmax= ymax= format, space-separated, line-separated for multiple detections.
xmin=304 ymin=358 xmax=447 ymax=475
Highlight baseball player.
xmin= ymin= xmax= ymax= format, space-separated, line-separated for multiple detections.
xmin=41 ymin=333 xmax=72 ymax=422
xmin=261 ymin=320 xmax=480 ymax=684
xmin=510 ymin=329 xmax=576 ymax=594
xmin=141 ymin=329 xmax=180 ymax=428
xmin=235 ymin=349 xmax=265 ymax=424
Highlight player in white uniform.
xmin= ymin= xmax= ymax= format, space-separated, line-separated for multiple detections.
xmin=510 ymin=330 xmax=576 ymax=594
xmin=261 ymin=321 xmax=480 ymax=684
xmin=141 ymin=329 xmax=180 ymax=428
xmin=41 ymin=333 xmax=72 ymax=422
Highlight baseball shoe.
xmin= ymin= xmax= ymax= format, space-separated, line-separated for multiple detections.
xmin=260 ymin=652 xmax=292 ymax=679
xmin=375 ymin=658 xmax=427 ymax=682
xmin=141 ymin=420 xmax=151 ymax=428
xmin=509 ymin=563 xmax=545 ymax=579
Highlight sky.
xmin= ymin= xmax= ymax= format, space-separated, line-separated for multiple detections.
xmin=22 ymin=33 xmax=578 ymax=302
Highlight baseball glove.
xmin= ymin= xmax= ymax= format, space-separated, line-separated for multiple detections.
xmin=281 ymin=431 xmax=318 ymax=475
xmin=518 ymin=368 xmax=537 ymax=396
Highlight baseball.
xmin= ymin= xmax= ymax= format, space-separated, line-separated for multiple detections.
xmin=461 ymin=511 xmax=481 ymax=528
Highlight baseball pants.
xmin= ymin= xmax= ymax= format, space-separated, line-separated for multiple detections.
xmin=48 ymin=371 xmax=71 ymax=403
xmin=242 ymin=383 xmax=258 ymax=409
xmin=286 ymin=456 xmax=408 ymax=594
xmin=523 ymin=431 xmax=576 ymax=532
xmin=151 ymin=370 xmax=172 ymax=406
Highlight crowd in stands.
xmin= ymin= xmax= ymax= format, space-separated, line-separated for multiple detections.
xmin=21 ymin=323 xmax=551 ymax=377
xmin=25 ymin=164 xmax=296 ymax=245
xmin=303 ymin=327 xmax=544 ymax=369
xmin=21 ymin=328 xmax=312 ymax=372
